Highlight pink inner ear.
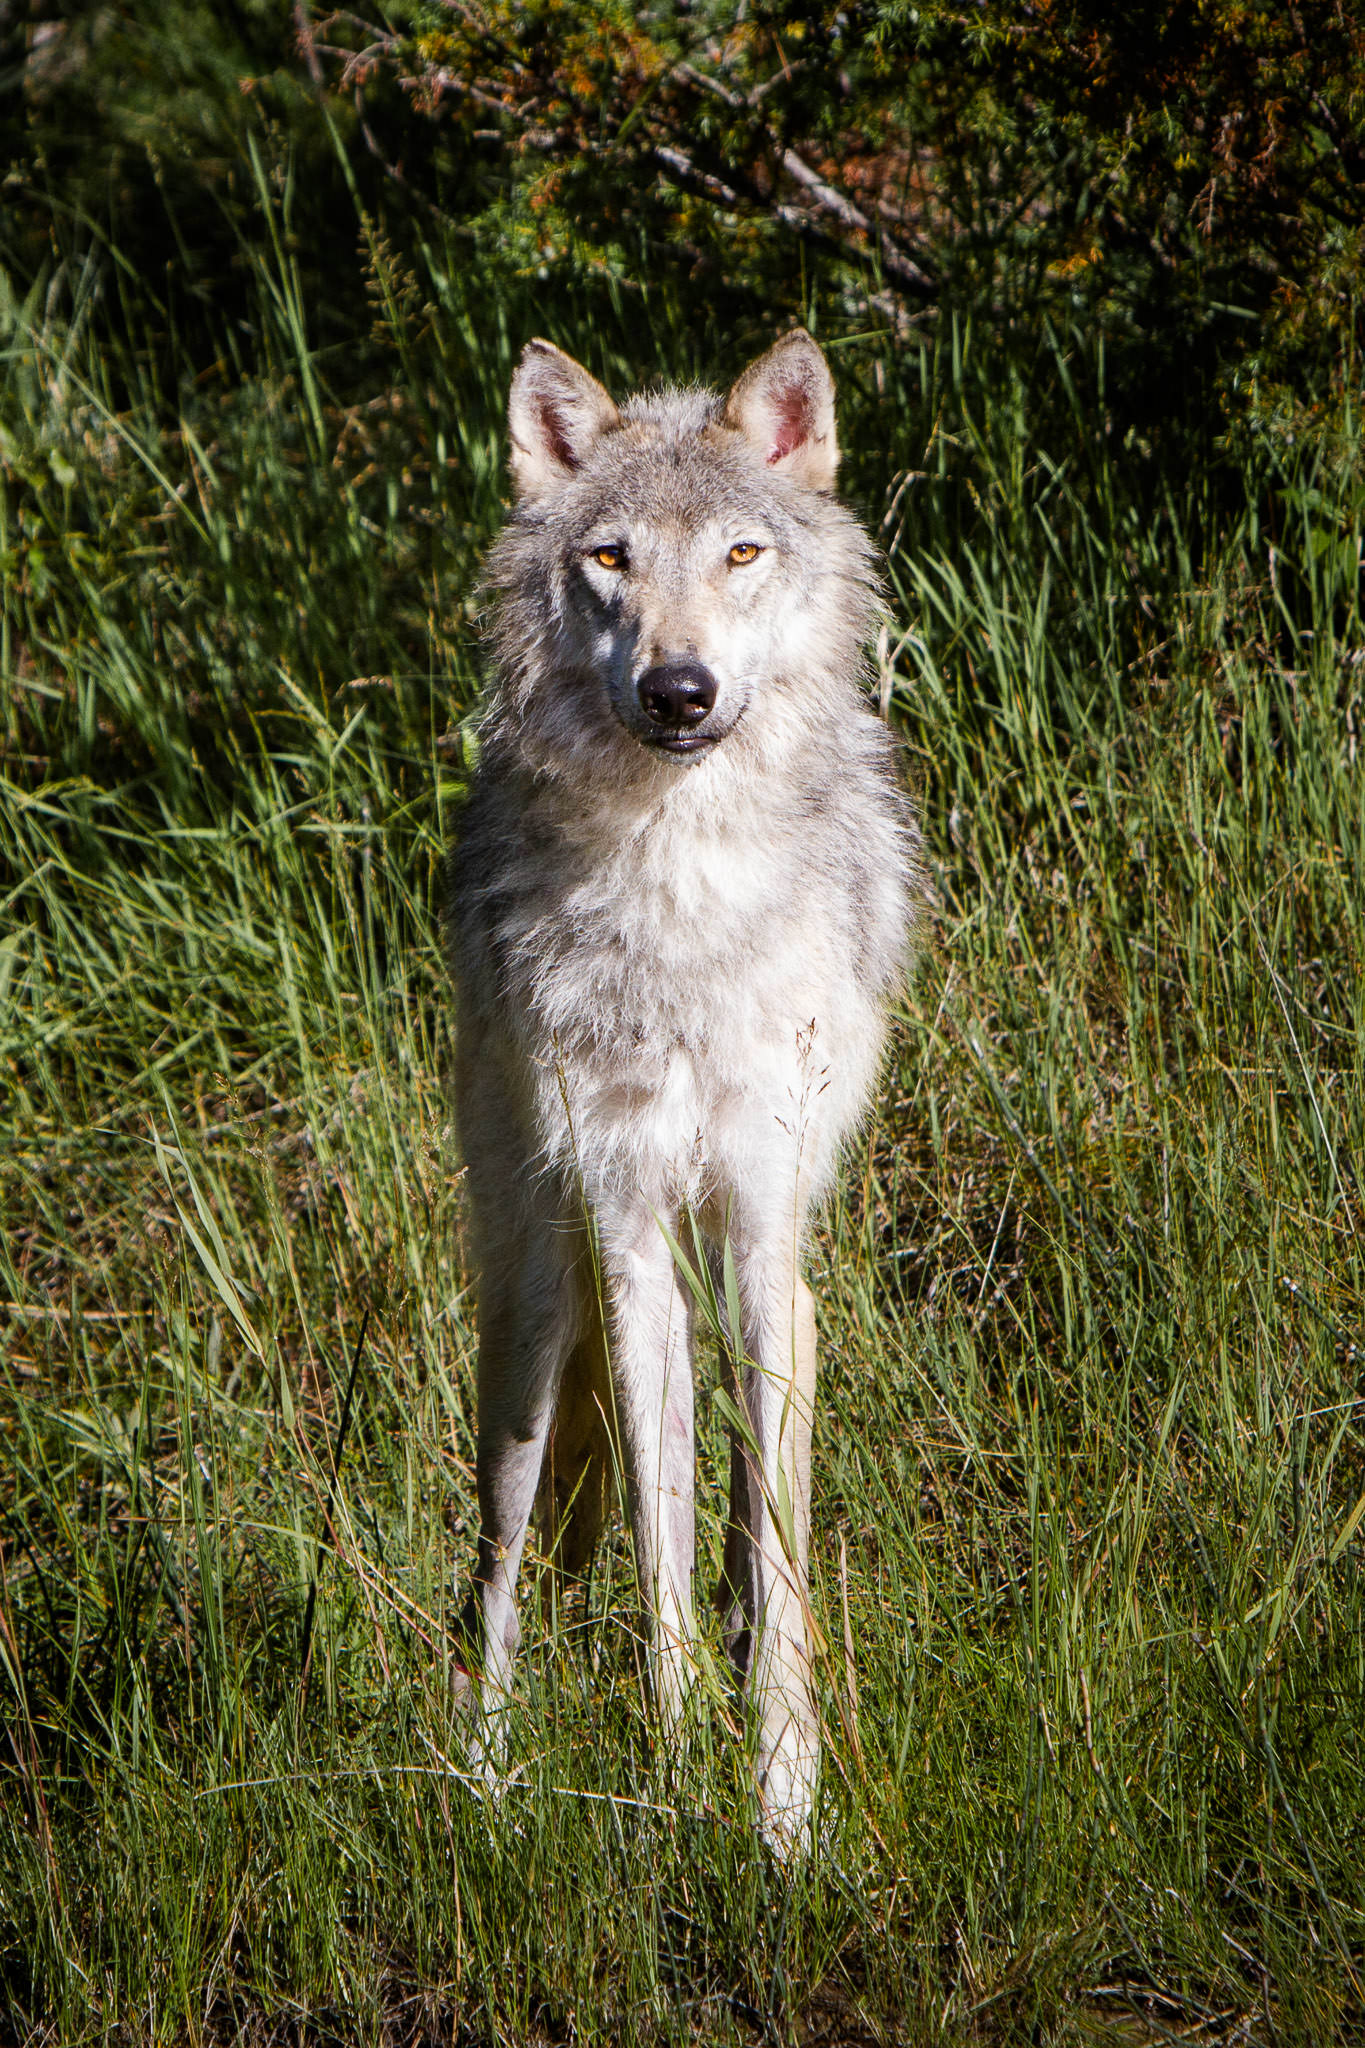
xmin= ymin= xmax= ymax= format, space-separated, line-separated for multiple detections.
xmin=767 ymin=379 xmax=812 ymax=464
xmin=536 ymin=394 xmax=578 ymax=471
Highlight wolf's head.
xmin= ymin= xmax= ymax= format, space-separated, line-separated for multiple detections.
xmin=484 ymin=332 xmax=878 ymax=770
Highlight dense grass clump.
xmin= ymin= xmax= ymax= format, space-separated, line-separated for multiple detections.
xmin=2 ymin=188 xmax=1364 ymax=2043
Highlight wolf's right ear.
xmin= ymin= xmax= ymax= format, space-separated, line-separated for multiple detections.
xmin=507 ymin=340 xmax=620 ymax=500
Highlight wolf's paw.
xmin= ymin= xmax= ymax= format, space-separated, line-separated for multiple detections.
xmin=756 ymin=1721 xmax=818 ymax=1859
xmin=461 ymin=1701 xmax=514 ymax=1796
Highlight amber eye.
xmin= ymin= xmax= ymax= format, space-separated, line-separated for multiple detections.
xmin=728 ymin=541 xmax=762 ymax=567
xmin=592 ymin=544 xmax=627 ymax=570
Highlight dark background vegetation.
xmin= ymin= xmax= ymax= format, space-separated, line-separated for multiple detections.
xmin=2 ymin=4 xmax=1364 ymax=2043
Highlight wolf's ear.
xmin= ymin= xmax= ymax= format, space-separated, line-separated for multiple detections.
xmin=508 ymin=339 xmax=620 ymax=500
xmin=724 ymin=330 xmax=838 ymax=491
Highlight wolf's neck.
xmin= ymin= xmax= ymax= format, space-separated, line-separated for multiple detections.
xmin=490 ymin=672 xmax=852 ymax=833
xmin=508 ymin=728 xmax=832 ymax=860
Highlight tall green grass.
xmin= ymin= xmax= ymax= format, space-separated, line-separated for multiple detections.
xmin=2 ymin=196 xmax=1363 ymax=2044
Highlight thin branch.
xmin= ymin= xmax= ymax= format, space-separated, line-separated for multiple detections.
xmin=782 ymin=146 xmax=935 ymax=292
xmin=652 ymin=142 xmax=934 ymax=299
xmin=651 ymin=142 xmax=746 ymax=210
xmin=294 ymin=1 xmax=324 ymax=86
xmin=674 ymin=60 xmax=743 ymax=111
xmin=675 ymin=62 xmax=934 ymax=292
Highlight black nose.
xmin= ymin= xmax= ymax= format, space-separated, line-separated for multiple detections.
xmin=636 ymin=659 xmax=717 ymax=729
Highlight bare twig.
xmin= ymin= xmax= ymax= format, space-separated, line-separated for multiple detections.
xmin=781 ymin=146 xmax=934 ymax=292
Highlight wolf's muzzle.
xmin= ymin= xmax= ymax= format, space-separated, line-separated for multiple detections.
xmin=636 ymin=659 xmax=718 ymax=754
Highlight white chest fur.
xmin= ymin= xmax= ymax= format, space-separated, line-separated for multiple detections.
xmin=502 ymin=774 xmax=885 ymax=1208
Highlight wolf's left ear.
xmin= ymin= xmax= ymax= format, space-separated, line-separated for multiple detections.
xmin=508 ymin=339 xmax=620 ymax=500
xmin=724 ymin=330 xmax=838 ymax=491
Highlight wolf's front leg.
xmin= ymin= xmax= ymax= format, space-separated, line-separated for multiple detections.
xmin=596 ymin=1198 xmax=698 ymax=1725
xmin=730 ymin=1242 xmax=819 ymax=1851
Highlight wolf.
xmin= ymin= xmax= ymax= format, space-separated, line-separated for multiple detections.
xmin=447 ymin=328 xmax=922 ymax=1845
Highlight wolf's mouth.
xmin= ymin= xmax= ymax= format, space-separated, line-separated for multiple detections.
xmin=648 ymin=732 xmax=719 ymax=756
